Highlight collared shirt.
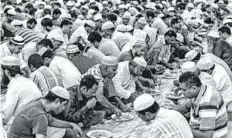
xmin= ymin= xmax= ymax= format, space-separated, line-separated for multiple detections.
xmin=49 ymin=56 xmax=81 ymax=88
xmin=113 ymin=61 xmax=136 ymax=99
xmin=189 ymin=85 xmax=228 ymax=138
xmin=30 ymin=66 xmax=63 ymax=96
xmin=2 ymin=75 xmax=42 ymax=123
xmin=98 ymin=38 xmax=120 ymax=57
xmin=143 ymin=108 xmax=193 ymax=138
xmin=201 ymin=53 xmax=232 ymax=82
xmin=211 ymin=64 xmax=232 ymax=105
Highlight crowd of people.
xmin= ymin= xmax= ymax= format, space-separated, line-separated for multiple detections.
xmin=1 ymin=0 xmax=232 ymax=137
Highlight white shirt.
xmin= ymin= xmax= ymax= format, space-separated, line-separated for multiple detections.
xmin=113 ymin=61 xmax=136 ymax=99
xmin=98 ymin=39 xmax=120 ymax=57
xmin=49 ymin=56 xmax=81 ymax=88
xmin=226 ymin=35 xmax=232 ymax=46
xmin=69 ymin=25 xmax=88 ymax=44
xmin=199 ymin=72 xmax=217 ymax=88
xmin=1 ymin=75 xmax=42 ymax=123
xmin=212 ymin=64 xmax=232 ymax=105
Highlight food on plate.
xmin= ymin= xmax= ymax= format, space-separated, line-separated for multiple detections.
xmin=111 ymin=113 xmax=133 ymax=122
xmin=87 ymin=130 xmax=112 ymax=138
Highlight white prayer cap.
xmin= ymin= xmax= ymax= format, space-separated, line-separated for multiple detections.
xmin=133 ymin=56 xmax=147 ymax=67
xmin=44 ymin=5 xmax=52 ymax=9
xmin=10 ymin=35 xmax=25 ymax=46
xmin=197 ymin=58 xmax=214 ymax=70
xmin=82 ymin=5 xmax=89 ymax=10
xmin=132 ymin=1 xmax=139 ymax=5
xmin=167 ymin=7 xmax=175 ymax=12
xmin=89 ymin=0 xmax=95 ymax=4
xmin=137 ymin=17 xmax=147 ymax=25
xmin=102 ymin=21 xmax=114 ymax=30
xmin=101 ymin=56 xmax=118 ymax=66
xmin=60 ymin=13 xmax=72 ymax=19
xmin=207 ymin=30 xmax=220 ymax=38
xmin=49 ymin=30 xmax=64 ymax=42
xmin=66 ymin=1 xmax=74 ymax=6
xmin=37 ymin=47 xmax=49 ymax=56
xmin=75 ymin=2 xmax=81 ymax=7
xmin=122 ymin=11 xmax=131 ymax=19
xmin=37 ymin=1 xmax=46 ymax=5
xmin=134 ymin=40 xmax=147 ymax=47
xmin=7 ymin=9 xmax=16 ymax=16
xmin=119 ymin=4 xmax=126 ymax=9
xmin=66 ymin=44 xmax=80 ymax=54
xmin=11 ymin=20 xmax=23 ymax=26
xmin=126 ymin=25 xmax=133 ymax=32
xmin=50 ymin=86 xmax=70 ymax=100
xmin=1 ymin=56 xmax=20 ymax=66
xmin=185 ymin=49 xmax=198 ymax=61
xmin=223 ymin=19 xmax=232 ymax=24
xmin=85 ymin=20 xmax=96 ymax=28
xmin=134 ymin=93 xmax=155 ymax=111
xmin=181 ymin=61 xmax=197 ymax=73
xmin=116 ymin=24 xmax=127 ymax=32
xmin=187 ymin=3 xmax=194 ymax=8
xmin=94 ymin=14 xmax=103 ymax=21
xmin=102 ymin=1 xmax=108 ymax=5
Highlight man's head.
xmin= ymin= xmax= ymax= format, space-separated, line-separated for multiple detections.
xmin=100 ymin=56 xmax=118 ymax=79
xmin=60 ymin=19 xmax=73 ymax=35
xmin=41 ymin=18 xmax=53 ymax=32
xmin=28 ymin=54 xmax=44 ymax=72
xmin=122 ymin=11 xmax=131 ymax=25
xmin=44 ymin=86 xmax=70 ymax=115
xmin=84 ymin=20 xmax=96 ymax=33
xmin=52 ymin=9 xmax=61 ymax=20
xmin=136 ymin=17 xmax=147 ymax=30
xmin=145 ymin=10 xmax=155 ymax=24
xmin=87 ymin=31 xmax=102 ymax=48
xmin=37 ymin=39 xmax=53 ymax=51
xmin=6 ymin=9 xmax=16 ymax=22
xmin=129 ymin=57 xmax=147 ymax=76
xmin=1 ymin=56 xmax=21 ymax=80
xmin=11 ymin=20 xmax=24 ymax=32
xmin=66 ymin=43 xmax=81 ymax=59
xmin=134 ymin=93 xmax=160 ymax=122
xmin=218 ymin=26 xmax=231 ymax=40
xmin=178 ymin=72 xmax=202 ymax=99
xmin=132 ymin=40 xmax=147 ymax=57
xmin=27 ymin=18 xmax=37 ymax=29
xmin=164 ymin=30 xmax=177 ymax=44
xmin=197 ymin=58 xmax=215 ymax=75
xmin=39 ymin=48 xmax=54 ymax=66
xmin=79 ymin=75 xmax=99 ymax=99
xmin=101 ymin=21 xmax=115 ymax=37
xmin=8 ymin=35 xmax=25 ymax=54
xmin=171 ymin=18 xmax=181 ymax=30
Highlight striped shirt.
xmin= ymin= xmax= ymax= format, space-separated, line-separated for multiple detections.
xmin=143 ymin=108 xmax=193 ymax=138
xmin=16 ymin=27 xmax=40 ymax=44
xmin=189 ymin=85 xmax=228 ymax=138
xmin=30 ymin=66 xmax=63 ymax=96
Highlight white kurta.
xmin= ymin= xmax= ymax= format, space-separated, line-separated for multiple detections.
xmin=113 ymin=61 xmax=136 ymax=99
xmin=49 ymin=56 xmax=81 ymax=88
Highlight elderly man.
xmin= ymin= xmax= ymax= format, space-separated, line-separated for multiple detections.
xmin=134 ymin=93 xmax=193 ymax=138
xmin=87 ymin=31 xmax=120 ymax=57
xmin=56 ymin=75 xmax=105 ymax=129
xmin=113 ymin=57 xmax=147 ymax=100
xmin=1 ymin=56 xmax=42 ymax=126
xmin=77 ymin=56 xmax=131 ymax=116
xmin=39 ymin=48 xmax=81 ymax=89
xmin=28 ymin=54 xmax=63 ymax=96
xmin=9 ymin=86 xmax=82 ymax=138
xmin=177 ymin=72 xmax=228 ymax=138
xmin=197 ymin=58 xmax=232 ymax=121
xmin=101 ymin=21 xmax=115 ymax=39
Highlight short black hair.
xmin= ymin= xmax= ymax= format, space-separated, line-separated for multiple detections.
xmin=72 ymin=42 xmax=85 ymax=51
xmin=43 ymin=8 xmax=51 ymax=15
xmin=53 ymin=9 xmax=61 ymax=15
xmin=107 ymin=13 xmax=117 ymax=22
xmin=137 ymin=101 xmax=160 ymax=115
xmin=218 ymin=26 xmax=231 ymax=35
xmin=28 ymin=54 xmax=44 ymax=69
xmin=25 ymin=3 xmax=33 ymax=9
xmin=53 ymin=2 xmax=61 ymax=7
xmin=80 ymin=75 xmax=98 ymax=90
xmin=27 ymin=18 xmax=37 ymax=25
xmin=179 ymin=71 xmax=202 ymax=87
xmin=41 ymin=18 xmax=53 ymax=27
xmin=70 ymin=12 xmax=77 ymax=19
xmin=171 ymin=18 xmax=180 ymax=27
xmin=42 ymin=50 xmax=54 ymax=59
xmin=38 ymin=39 xmax=53 ymax=49
xmin=88 ymin=31 xmax=102 ymax=43
xmin=1 ymin=65 xmax=21 ymax=77
xmin=146 ymin=10 xmax=155 ymax=19
xmin=164 ymin=30 xmax=177 ymax=38
xmin=60 ymin=19 xmax=73 ymax=28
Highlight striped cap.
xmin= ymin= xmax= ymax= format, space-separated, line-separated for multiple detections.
xmin=50 ymin=86 xmax=70 ymax=100
xmin=197 ymin=58 xmax=214 ymax=70
xmin=101 ymin=56 xmax=118 ymax=66
xmin=66 ymin=44 xmax=80 ymax=54
xmin=10 ymin=35 xmax=25 ymax=46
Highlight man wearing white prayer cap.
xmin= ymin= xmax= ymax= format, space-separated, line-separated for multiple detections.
xmin=137 ymin=17 xmax=147 ymax=30
xmin=122 ymin=11 xmax=131 ymax=26
xmin=102 ymin=21 xmax=115 ymax=38
xmin=77 ymin=55 xmax=131 ymax=114
xmin=197 ymin=58 xmax=232 ymax=112
xmin=9 ymin=85 xmax=83 ymax=138
xmin=133 ymin=93 xmax=193 ymax=138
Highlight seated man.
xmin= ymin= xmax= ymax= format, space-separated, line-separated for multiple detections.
xmin=28 ymin=54 xmax=63 ymax=96
xmin=134 ymin=93 xmax=193 ymax=138
xmin=113 ymin=57 xmax=147 ymax=100
xmin=177 ymin=72 xmax=228 ymax=138
xmin=77 ymin=56 xmax=131 ymax=116
xmin=9 ymin=86 xmax=83 ymax=138
xmin=56 ymin=75 xmax=105 ymax=129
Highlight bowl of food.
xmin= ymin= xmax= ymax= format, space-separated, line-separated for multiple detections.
xmin=111 ymin=113 xmax=133 ymax=122
xmin=86 ymin=129 xmax=112 ymax=138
